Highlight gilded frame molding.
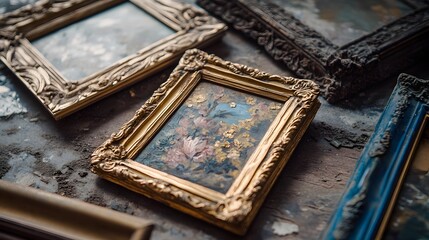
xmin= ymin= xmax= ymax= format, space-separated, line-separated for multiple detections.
xmin=197 ymin=0 xmax=429 ymax=102
xmin=0 ymin=0 xmax=227 ymax=119
xmin=323 ymin=74 xmax=429 ymax=239
xmin=90 ymin=49 xmax=320 ymax=235
xmin=0 ymin=180 xmax=153 ymax=240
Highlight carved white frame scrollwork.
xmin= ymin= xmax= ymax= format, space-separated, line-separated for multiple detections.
xmin=90 ymin=49 xmax=320 ymax=235
xmin=0 ymin=0 xmax=227 ymax=119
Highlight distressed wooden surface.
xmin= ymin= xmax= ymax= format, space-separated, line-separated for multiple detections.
xmin=0 ymin=1 xmax=428 ymax=239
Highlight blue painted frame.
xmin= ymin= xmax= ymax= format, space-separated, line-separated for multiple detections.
xmin=323 ymin=73 xmax=429 ymax=240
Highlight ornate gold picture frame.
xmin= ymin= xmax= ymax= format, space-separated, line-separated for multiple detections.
xmin=0 ymin=0 xmax=227 ymax=119
xmin=91 ymin=49 xmax=320 ymax=235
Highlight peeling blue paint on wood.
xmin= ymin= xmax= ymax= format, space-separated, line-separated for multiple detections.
xmin=323 ymin=74 xmax=429 ymax=240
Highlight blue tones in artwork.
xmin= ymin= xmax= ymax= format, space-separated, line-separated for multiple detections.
xmin=208 ymin=103 xmax=251 ymax=125
xmin=135 ymin=81 xmax=283 ymax=193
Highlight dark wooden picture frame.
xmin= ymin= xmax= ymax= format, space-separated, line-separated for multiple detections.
xmin=323 ymin=73 xmax=429 ymax=239
xmin=198 ymin=0 xmax=429 ymax=102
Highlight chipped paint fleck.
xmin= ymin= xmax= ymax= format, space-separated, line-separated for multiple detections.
xmin=0 ymin=75 xmax=27 ymax=117
xmin=272 ymin=221 xmax=299 ymax=236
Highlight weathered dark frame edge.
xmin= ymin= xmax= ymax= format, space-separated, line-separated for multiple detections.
xmin=197 ymin=0 xmax=429 ymax=102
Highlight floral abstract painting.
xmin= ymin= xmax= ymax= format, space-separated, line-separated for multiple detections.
xmin=135 ymin=81 xmax=283 ymax=193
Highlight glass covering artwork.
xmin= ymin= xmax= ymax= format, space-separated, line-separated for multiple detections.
xmin=33 ymin=2 xmax=174 ymax=80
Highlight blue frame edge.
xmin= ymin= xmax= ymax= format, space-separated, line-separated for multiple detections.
xmin=323 ymin=73 xmax=429 ymax=240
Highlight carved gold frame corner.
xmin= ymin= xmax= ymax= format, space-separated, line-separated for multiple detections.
xmin=0 ymin=0 xmax=227 ymax=119
xmin=90 ymin=49 xmax=320 ymax=235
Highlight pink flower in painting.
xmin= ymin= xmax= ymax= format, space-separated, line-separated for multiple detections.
xmin=176 ymin=117 xmax=192 ymax=136
xmin=193 ymin=145 xmax=214 ymax=163
xmin=166 ymin=137 xmax=214 ymax=167
xmin=179 ymin=118 xmax=191 ymax=128
xmin=257 ymin=102 xmax=268 ymax=112
xmin=198 ymin=105 xmax=209 ymax=116
xmin=182 ymin=136 xmax=206 ymax=159
xmin=193 ymin=116 xmax=211 ymax=130
xmin=176 ymin=127 xmax=188 ymax=136
xmin=164 ymin=137 xmax=214 ymax=168
xmin=164 ymin=147 xmax=187 ymax=168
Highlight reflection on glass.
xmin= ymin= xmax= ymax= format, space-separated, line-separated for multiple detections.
xmin=384 ymin=117 xmax=429 ymax=239
xmin=32 ymin=2 xmax=174 ymax=81
xmin=135 ymin=81 xmax=283 ymax=193
xmin=272 ymin=0 xmax=412 ymax=46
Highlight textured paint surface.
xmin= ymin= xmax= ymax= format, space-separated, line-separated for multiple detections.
xmin=273 ymin=0 xmax=412 ymax=46
xmin=272 ymin=221 xmax=299 ymax=236
xmin=136 ymin=81 xmax=282 ymax=193
xmin=384 ymin=120 xmax=429 ymax=239
xmin=32 ymin=2 xmax=174 ymax=81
